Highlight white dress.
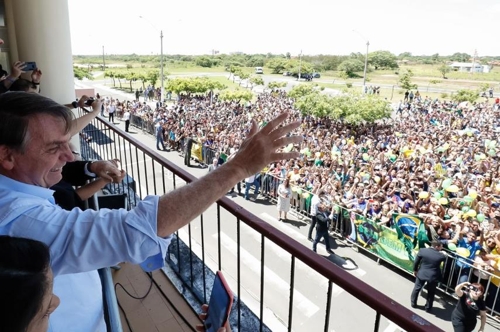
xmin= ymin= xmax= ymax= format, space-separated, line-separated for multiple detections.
xmin=277 ymin=184 xmax=292 ymax=212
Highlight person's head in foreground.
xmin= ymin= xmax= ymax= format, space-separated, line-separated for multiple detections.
xmin=0 ymin=92 xmax=75 ymax=188
xmin=0 ymin=235 xmax=60 ymax=332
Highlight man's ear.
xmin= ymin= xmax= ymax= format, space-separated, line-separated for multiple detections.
xmin=0 ymin=145 xmax=15 ymax=171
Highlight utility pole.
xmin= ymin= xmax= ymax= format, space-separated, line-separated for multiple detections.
xmin=297 ymin=50 xmax=302 ymax=81
xmin=139 ymin=16 xmax=165 ymax=102
xmin=102 ymin=45 xmax=105 ymax=71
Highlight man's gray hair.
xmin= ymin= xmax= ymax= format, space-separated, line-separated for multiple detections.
xmin=0 ymin=92 xmax=74 ymax=152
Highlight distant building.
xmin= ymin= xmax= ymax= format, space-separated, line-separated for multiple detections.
xmin=449 ymin=62 xmax=490 ymax=73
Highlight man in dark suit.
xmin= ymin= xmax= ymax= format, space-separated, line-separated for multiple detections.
xmin=312 ymin=203 xmax=334 ymax=254
xmin=411 ymin=241 xmax=446 ymax=312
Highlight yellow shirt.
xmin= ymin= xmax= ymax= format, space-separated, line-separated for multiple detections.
xmin=491 ymin=257 xmax=500 ymax=287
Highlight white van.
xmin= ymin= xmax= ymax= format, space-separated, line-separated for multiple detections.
xmin=255 ymin=67 xmax=263 ymax=74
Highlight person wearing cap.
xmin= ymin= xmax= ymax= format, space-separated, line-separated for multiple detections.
xmin=411 ymin=240 xmax=446 ymax=313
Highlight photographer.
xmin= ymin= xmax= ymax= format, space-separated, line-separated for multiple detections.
xmin=451 ymin=282 xmax=487 ymax=332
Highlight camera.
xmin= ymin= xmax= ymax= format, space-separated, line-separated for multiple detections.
xmin=461 ymin=285 xmax=478 ymax=293
xmin=85 ymin=98 xmax=95 ymax=106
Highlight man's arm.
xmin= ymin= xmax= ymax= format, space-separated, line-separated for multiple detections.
xmin=156 ymin=113 xmax=301 ymax=237
xmin=413 ymin=251 xmax=422 ymax=276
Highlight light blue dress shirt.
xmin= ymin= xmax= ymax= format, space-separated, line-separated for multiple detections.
xmin=0 ymin=175 xmax=172 ymax=331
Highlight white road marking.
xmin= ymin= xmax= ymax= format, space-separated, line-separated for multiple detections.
xmin=215 ymin=232 xmax=320 ymax=319
xmin=383 ymin=320 xmax=406 ymax=332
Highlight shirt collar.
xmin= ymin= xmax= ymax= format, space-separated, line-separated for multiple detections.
xmin=0 ymin=174 xmax=55 ymax=201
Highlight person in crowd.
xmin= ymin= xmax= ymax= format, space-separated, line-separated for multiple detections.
xmin=208 ymin=158 xmax=218 ymax=172
xmin=308 ymin=189 xmax=324 ymax=241
xmin=0 ymin=92 xmax=301 ymax=332
xmin=107 ymin=101 xmax=116 ymax=123
xmin=312 ymin=203 xmax=334 ymax=254
xmin=451 ymin=282 xmax=487 ymax=332
xmin=410 ymin=241 xmax=446 ymax=313
xmin=244 ymin=172 xmax=261 ymax=201
xmin=123 ymin=107 xmax=131 ymax=132
xmin=0 ymin=236 xmax=60 ymax=332
xmin=277 ymin=178 xmax=292 ymax=220
xmin=155 ymin=119 xmax=167 ymax=151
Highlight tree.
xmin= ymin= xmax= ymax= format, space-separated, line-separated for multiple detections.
xmin=398 ymin=69 xmax=418 ymax=90
xmin=115 ymin=72 xmax=125 ymax=89
xmin=195 ymin=56 xmax=214 ymax=68
xmin=453 ymin=89 xmax=479 ymax=103
xmin=286 ymin=60 xmax=314 ymax=76
xmin=218 ymin=89 xmax=253 ymax=103
xmin=146 ymin=70 xmax=159 ymax=86
xmin=431 ymin=53 xmax=439 ymax=62
xmin=165 ymin=77 xmax=226 ymax=95
xmin=248 ymin=76 xmax=264 ymax=90
xmin=293 ymin=90 xmax=392 ymax=123
xmin=368 ymin=51 xmax=398 ymax=70
xmin=288 ymin=84 xmax=320 ymax=99
xmin=338 ymin=59 xmax=364 ymax=78
xmin=238 ymin=72 xmax=250 ymax=87
xmin=137 ymin=73 xmax=147 ymax=89
xmin=267 ymin=81 xmax=287 ymax=90
xmin=124 ymin=71 xmax=138 ymax=92
xmin=104 ymin=71 xmax=116 ymax=86
xmin=267 ymin=58 xmax=289 ymax=74
xmin=73 ymin=67 xmax=92 ymax=80
xmin=450 ymin=52 xmax=471 ymax=62
xmin=438 ymin=64 xmax=451 ymax=79
xmin=398 ymin=52 xmax=412 ymax=59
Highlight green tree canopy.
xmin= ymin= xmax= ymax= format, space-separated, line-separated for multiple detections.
xmin=338 ymin=59 xmax=365 ymax=78
xmin=368 ymin=51 xmax=398 ymax=70
xmin=267 ymin=58 xmax=289 ymax=74
xmin=398 ymin=69 xmax=418 ymax=90
xmin=248 ymin=76 xmax=264 ymax=90
xmin=452 ymin=89 xmax=479 ymax=103
xmin=165 ymin=77 xmax=227 ymax=95
xmin=74 ymin=67 xmax=92 ymax=80
xmin=218 ymin=89 xmax=253 ymax=102
xmin=294 ymin=91 xmax=392 ymax=124
xmin=438 ymin=64 xmax=451 ymax=79
xmin=267 ymin=81 xmax=287 ymax=90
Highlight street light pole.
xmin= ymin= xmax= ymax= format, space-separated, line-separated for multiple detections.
xmin=353 ymin=30 xmax=369 ymax=93
xmin=139 ymin=15 xmax=165 ymax=103
xmin=363 ymin=40 xmax=369 ymax=90
xmin=160 ymin=30 xmax=164 ymax=103
xmin=297 ymin=50 xmax=302 ymax=81
xmin=102 ymin=45 xmax=105 ymax=71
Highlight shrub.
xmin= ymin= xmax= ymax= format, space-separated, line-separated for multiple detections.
xmin=346 ymin=83 xmax=353 ymax=88
xmin=440 ymin=93 xmax=448 ymax=99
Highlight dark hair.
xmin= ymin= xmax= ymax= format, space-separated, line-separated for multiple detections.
xmin=0 ymin=92 xmax=74 ymax=152
xmin=431 ymin=240 xmax=442 ymax=248
xmin=9 ymin=78 xmax=37 ymax=92
xmin=0 ymin=236 xmax=51 ymax=332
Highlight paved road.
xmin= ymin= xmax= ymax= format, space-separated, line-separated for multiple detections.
xmin=77 ymin=80 xmax=500 ymax=332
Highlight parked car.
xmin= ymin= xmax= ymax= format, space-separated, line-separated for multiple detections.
xmin=312 ymin=72 xmax=321 ymax=78
xmin=255 ymin=67 xmax=263 ymax=74
xmin=291 ymin=72 xmax=313 ymax=81
xmin=282 ymin=71 xmax=291 ymax=76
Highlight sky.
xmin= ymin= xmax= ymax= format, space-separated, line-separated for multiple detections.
xmin=68 ymin=0 xmax=500 ymax=57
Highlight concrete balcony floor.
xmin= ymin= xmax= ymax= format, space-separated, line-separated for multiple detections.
xmin=112 ymin=263 xmax=201 ymax=332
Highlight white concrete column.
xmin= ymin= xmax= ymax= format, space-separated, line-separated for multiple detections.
xmin=4 ymin=0 xmax=19 ymax=64
xmin=11 ymin=0 xmax=75 ymax=104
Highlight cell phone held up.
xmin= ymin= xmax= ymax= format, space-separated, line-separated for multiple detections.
xmin=461 ymin=284 xmax=478 ymax=293
xmin=85 ymin=98 xmax=95 ymax=106
xmin=204 ymin=271 xmax=234 ymax=332
xmin=24 ymin=62 xmax=37 ymax=71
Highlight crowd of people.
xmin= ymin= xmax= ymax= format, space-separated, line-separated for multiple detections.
xmin=112 ymin=85 xmax=500 ymax=323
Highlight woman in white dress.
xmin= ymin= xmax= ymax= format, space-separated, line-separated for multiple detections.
xmin=277 ymin=178 xmax=292 ymax=220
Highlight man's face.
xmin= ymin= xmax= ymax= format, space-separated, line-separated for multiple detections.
xmin=0 ymin=114 xmax=74 ymax=188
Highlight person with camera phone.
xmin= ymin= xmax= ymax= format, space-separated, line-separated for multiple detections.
xmin=451 ymin=281 xmax=487 ymax=332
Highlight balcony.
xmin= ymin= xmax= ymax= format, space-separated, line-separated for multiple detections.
xmin=80 ymin=113 xmax=448 ymax=332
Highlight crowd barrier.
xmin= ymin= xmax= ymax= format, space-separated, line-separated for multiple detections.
xmin=255 ymin=172 xmax=500 ymax=318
